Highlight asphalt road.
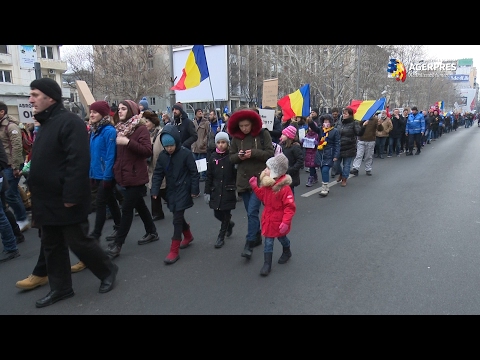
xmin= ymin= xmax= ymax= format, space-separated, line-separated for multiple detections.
xmin=2 ymin=124 xmax=480 ymax=315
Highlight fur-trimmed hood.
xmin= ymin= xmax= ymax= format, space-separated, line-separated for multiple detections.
xmin=227 ymin=109 xmax=263 ymax=140
xmin=259 ymin=169 xmax=292 ymax=192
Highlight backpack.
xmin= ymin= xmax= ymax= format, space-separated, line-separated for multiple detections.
xmin=259 ymin=128 xmax=282 ymax=156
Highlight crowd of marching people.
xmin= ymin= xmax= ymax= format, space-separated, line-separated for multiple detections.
xmin=2 ymin=82 xmax=479 ymax=308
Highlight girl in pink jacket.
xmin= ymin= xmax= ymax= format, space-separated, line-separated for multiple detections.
xmin=248 ymin=153 xmax=296 ymax=276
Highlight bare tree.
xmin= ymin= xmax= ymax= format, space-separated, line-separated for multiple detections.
xmin=92 ymin=45 xmax=170 ymax=104
xmin=61 ymin=45 xmax=95 ymax=93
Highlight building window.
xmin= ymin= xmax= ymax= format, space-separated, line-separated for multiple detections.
xmin=0 ymin=45 xmax=7 ymax=54
xmin=40 ymin=46 xmax=54 ymax=59
xmin=149 ymin=97 xmax=156 ymax=106
xmin=0 ymin=70 xmax=12 ymax=83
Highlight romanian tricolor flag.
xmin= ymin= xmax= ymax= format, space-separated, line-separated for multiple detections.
xmin=436 ymin=101 xmax=444 ymax=113
xmin=171 ymin=45 xmax=210 ymax=91
xmin=349 ymin=97 xmax=386 ymax=121
xmin=277 ymin=84 xmax=310 ymax=121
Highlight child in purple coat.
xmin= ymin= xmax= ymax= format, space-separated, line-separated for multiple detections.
xmin=301 ymin=126 xmax=319 ymax=187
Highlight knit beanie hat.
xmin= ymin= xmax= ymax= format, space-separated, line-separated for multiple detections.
xmin=139 ymin=98 xmax=149 ymax=110
xmin=161 ymin=133 xmax=175 ymax=147
xmin=89 ymin=101 xmax=111 ymax=117
xmin=172 ymin=103 xmax=183 ymax=111
xmin=30 ymin=78 xmax=62 ymax=103
xmin=215 ymin=131 xmax=230 ymax=145
xmin=124 ymin=100 xmax=140 ymax=115
xmin=282 ymin=125 xmax=297 ymax=140
xmin=266 ymin=153 xmax=289 ymax=179
xmin=311 ymin=108 xmax=319 ymax=116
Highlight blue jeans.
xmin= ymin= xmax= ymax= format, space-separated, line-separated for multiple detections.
xmin=0 ymin=181 xmax=17 ymax=252
xmin=338 ymin=156 xmax=353 ymax=179
xmin=320 ymin=165 xmax=330 ymax=183
xmin=264 ymin=235 xmax=290 ymax=253
xmin=3 ymin=168 xmax=27 ymax=222
xmin=193 ymin=152 xmax=207 ymax=180
xmin=388 ymin=137 xmax=401 ymax=156
xmin=375 ymin=137 xmax=387 ymax=157
xmin=241 ymin=190 xmax=261 ymax=242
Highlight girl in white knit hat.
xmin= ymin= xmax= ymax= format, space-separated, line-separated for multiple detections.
xmin=248 ymin=153 xmax=296 ymax=276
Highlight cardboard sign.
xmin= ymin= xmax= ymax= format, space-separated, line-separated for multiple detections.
xmin=262 ymin=78 xmax=278 ymax=109
xmin=76 ymin=80 xmax=95 ymax=112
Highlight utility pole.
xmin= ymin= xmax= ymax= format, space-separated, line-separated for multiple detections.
xmin=169 ymin=45 xmax=176 ymax=114
xmin=355 ymin=45 xmax=361 ymax=99
xmin=34 ymin=62 xmax=41 ymax=79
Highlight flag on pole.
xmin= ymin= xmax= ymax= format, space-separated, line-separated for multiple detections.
xmin=171 ymin=45 xmax=210 ymax=91
xmin=349 ymin=97 xmax=387 ymax=120
xmin=277 ymin=84 xmax=310 ymax=121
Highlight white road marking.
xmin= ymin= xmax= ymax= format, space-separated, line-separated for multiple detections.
xmin=301 ymin=174 xmax=355 ymax=197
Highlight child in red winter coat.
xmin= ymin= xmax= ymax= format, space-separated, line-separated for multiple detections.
xmin=248 ymin=153 xmax=296 ymax=276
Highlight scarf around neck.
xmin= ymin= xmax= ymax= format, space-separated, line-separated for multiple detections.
xmin=317 ymin=126 xmax=334 ymax=150
xmin=115 ymin=114 xmax=141 ymax=137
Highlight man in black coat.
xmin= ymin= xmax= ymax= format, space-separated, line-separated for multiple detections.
xmin=27 ymin=78 xmax=118 ymax=308
xmin=171 ymin=103 xmax=198 ymax=149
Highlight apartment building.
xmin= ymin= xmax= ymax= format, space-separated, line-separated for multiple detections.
xmin=0 ymin=45 xmax=69 ymax=122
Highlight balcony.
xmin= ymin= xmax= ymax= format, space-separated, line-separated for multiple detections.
xmin=0 ymin=53 xmax=13 ymax=66
xmin=39 ymin=58 xmax=68 ymax=72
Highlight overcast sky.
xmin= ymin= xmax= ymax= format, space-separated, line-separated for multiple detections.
xmin=423 ymin=45 xmax=479 ymax=69
xmin=61 ymin=45 xmax=480 ymax=70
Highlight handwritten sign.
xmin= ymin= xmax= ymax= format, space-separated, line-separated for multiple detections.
xmin=262 ymin=78 xmax=278 ymax=109
xmin=258 ymin=109 xmax=275 ymax=131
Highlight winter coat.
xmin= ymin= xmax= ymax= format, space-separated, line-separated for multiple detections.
xmin=251 ymin=170 xmax=296 ymax=238
xmin=0 ymin=114 xmax=24 ymax=169
xmin=301 ymin=129 xmax=319 ymax=168
xmin=281 ymin=141 xmax=304 ymax=187
xmin=113 ymin=122 xmax=152 ymax=187
xmin=204 ymin=149 xmax=237 ymax=211
xmin=338 ymin=116 xmax=365 ymax=158
xmin=173 ymin=108 xmax=198 ymax=149
xmin=147 ymin=127 xmax=166 ymax=190
xmin=151 ymin=124 xmax=200 ymax=213
xmin=89 ymin=122 xmax=117 ymax=181
xmin=406 ymin=112 xmax=425 ymax=134
xmin=359 ymin=116 xmax=383 ymax=142
xmin=228 ymin=114 xmax=274 ymax=193
xmin=389 ymin=115 xmax=405 ymax=138
xmin=376 ymin=117 xmax=393 ymax=137
xmin=29 ymin=102 xmax=91 ymax=226
xmin=308 ymin=121 xmax=340 ymax=168
xmin=191 ymin=117 xmax=210 ymax=154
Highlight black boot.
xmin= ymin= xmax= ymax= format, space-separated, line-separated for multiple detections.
xmin=241 ymin=240 xmax=254 ymax=259
xmin=278 ymin=246 xmax=292 ymax=264
xmin=260 ymin=252 xmax=273 ymax=276
xmin=106 ymin=225 xmax=120 ymax=242
xmin=215 ymin=215 xmax=230 ymax=249
xmin=226 ymin=219 xmax=235 ymax=238
xmin=252 ymin=230 xmax=263 ymax=247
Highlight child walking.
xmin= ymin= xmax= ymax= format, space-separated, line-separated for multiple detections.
xmin=307 ymin=114 xmax=340 ymax=197
xmin=248 ymin=153 xmax=296 ymax=276
xmin=301 ymin=125 xmax=319 ymax=187
xmin=204 ymin=132 xmax=237 ymax=248
xmin=151 ymin=124 xmax=200 ymax=264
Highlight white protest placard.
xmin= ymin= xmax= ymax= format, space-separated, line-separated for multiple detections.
xmin=298 ymin=128 xmax=305 ymax=141
xmin=196 ymin=158 xmax=207 ymax=173
xmin=16 ymin=98 xmax=35 ymax=123
xmin=258 ymin=108 xmax=275 ymax=131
